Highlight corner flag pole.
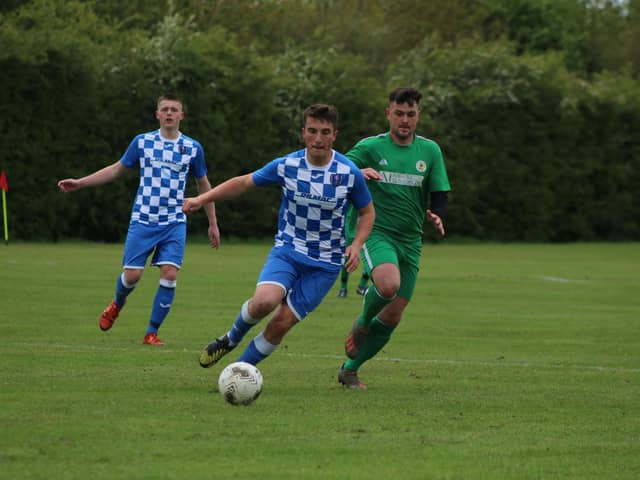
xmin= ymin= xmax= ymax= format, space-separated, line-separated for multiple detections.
xmin=0 ymin=170 xmax=8 ymax=245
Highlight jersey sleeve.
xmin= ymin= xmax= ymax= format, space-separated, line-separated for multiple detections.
xmin=349 ymin=168 xmax=372 ymax=210
xmin=426 ymin=142 xmax=451 ymax=193
xmin=119 ymin=135 xmax=142 ymax=169
xmin=189 ymin=141 xmax=208 ymax=179
xmin=345 ymin=141 xmax=370 ymax=168
xmin=252 ymin=157 xmax=283 ymax=187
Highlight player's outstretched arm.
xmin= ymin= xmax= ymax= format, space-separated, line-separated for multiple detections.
xmin=183 ymin=173 xmax=256 ymax=214
xmin=58 ymin=161 xmax=127 ymax=193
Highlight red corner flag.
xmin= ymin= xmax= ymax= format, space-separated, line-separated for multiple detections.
xmin=0 ymin=170 xmax=7 ymax=192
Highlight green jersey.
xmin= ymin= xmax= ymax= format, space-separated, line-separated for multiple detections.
xmin=344 ymin=204 xmax=358 ymax=243
xmin=347 ymin=132 xmax=450 ymax=243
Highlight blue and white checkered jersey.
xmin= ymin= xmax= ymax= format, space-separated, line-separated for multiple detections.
xmin=119 ymin=130 xmax=208 ymax=225
xmin=252 ymin=148 xmax=372 ymax=266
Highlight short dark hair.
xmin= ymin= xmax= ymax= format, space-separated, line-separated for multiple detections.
xmin=303 ymin=104 xmax=339 ymax=129
xmin=157 ymin=93 xmax=184 ymax=110
xmin=388 ymin=87 xmax=422 ymax=106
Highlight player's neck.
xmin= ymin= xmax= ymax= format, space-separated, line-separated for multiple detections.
xmin=160 ymin=127 xmax=180 ymax=140
xmin=390 ymin=131 xmax=414 ymax=146
xmin=306 ymin=149 xmax=334 ymax=167
xmin=307 ymin=157 xmax=331 ymax=167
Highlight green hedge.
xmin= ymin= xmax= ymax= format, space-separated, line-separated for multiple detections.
xmin=1 ymin=1 xmax=638 ymax=242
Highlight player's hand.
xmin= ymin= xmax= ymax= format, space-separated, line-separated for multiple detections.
xmin=343 ymin=244 xmax=361 ymax=273
xmin=57 ymin=179 xmax=79 ymax=193
xmin=360 ymin=168 xmax=382 ymax=181
xmin=182 ymin=197 xmax=202 ymax=214
xmin=426 ymin=209 xmax=445 ymax=236
xmin=208 ymin=224 xmax=221 ymax=250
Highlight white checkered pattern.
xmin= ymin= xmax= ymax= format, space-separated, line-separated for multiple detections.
xmin=119 ymin=130 xmax=207 ymax=225
xmin=252 ymin=149 xmax=371 ymax=266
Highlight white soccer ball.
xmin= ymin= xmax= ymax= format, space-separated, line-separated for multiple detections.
xmin=218 ymin=361 xmax=263 ymax=406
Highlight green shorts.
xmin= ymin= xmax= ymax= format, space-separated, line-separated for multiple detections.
xmin=360 ymin=229 xmax=422 ymax=300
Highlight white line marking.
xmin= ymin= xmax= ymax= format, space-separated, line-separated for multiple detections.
xmin=538 ymin=276 xmax=591 ymax=284
xmin=540 ymin=276 xmax=572 ymax=283
xmin=282 ymin=352 xmax=640 ymax=373
xmin=5 ymin=342 xmax=640 ymax=374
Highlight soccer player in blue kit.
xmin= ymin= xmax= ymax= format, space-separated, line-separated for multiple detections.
xmin=182 ymin=104 xmax=375 ymax=367
xmin=58 ymin=93 xmax=220 ymax=345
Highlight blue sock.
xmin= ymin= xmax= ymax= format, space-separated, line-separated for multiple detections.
xmin=147 ymin=279 xmax=176 ymax=335
xmin=114 ymin=273 xmax=136 ymax=307
xmin=236 ymin=332 xmax=277 ymax=366
xmin=227 ymin=300 xmax=261 ymax=346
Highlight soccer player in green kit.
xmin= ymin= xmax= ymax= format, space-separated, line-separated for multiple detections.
xmin=338 ymin=87 xmax=451 ymax=389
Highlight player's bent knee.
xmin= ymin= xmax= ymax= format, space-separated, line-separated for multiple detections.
xmin=376 ymin=283 xmax=400 ymax=299
xmin=249 ymin=298 xmax=281 ymax=318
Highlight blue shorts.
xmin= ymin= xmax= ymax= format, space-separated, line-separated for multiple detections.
xmin=257 ymin=246 xmax=340 ymax=321
xmin=122 ymin=221 xmax=187 ymax=270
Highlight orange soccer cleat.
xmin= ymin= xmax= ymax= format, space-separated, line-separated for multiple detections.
xmin=99 ymin=301 xmax=122 ymax=331
xmin=142 ymin=332 xmax=165 ymax=346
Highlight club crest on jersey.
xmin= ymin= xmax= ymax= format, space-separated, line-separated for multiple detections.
xmin=330 ymin=174 xmax=345 ymax=186
xmin=180 ymin=145 xmax=188 ymax=154
xmin=416 ymin=160 xmax=427 ymax=173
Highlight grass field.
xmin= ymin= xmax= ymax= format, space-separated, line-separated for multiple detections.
xmin=1 ymin=242 xmax=639 ymax=479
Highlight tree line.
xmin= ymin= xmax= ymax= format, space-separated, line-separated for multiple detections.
xmin=1 ymin=0 xmax=638 ymax=242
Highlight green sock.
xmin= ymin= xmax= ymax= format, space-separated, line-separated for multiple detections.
xmin=357 ymin=285 xmax=393 ymax=329
xmin=345 ymin=317 xmax=395 ymax=371
xmin=357 ymin=272 xmax=369 ymax=289
xmin=340 ymin=267 xmax=349 ymax=288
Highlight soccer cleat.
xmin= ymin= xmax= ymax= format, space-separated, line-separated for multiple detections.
xmin=338 ymin=364 xmax=367 ymax=390
xmin=344 ymin=319 xmax=369 ymax=360
xmin=199 ymin=334 xmax=236 ymax=368
xmin=99 ymin=301 xmax=122 ymax=331
xmin=337 ymin=288 xmax=348 ymax=298
xmin=142 ymin=333 xmax=165 ymax=346
xmin=356 ymin=286 xmax=367 ymax=296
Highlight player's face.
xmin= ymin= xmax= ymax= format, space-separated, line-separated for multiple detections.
xmin=386 ymin=101 xmax=420 ymax=145
xmin=156 ymin=100 xmax=185 ymax=130
xmin=302 ymin=118 xmax=337 ymax=165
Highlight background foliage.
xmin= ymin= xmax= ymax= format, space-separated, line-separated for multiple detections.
xmin=1 ymin=0 xmax=638 ymax=242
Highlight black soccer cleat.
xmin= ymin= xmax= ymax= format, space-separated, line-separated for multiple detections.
xmin=199 ymin=334 xmax=236 ymax=368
